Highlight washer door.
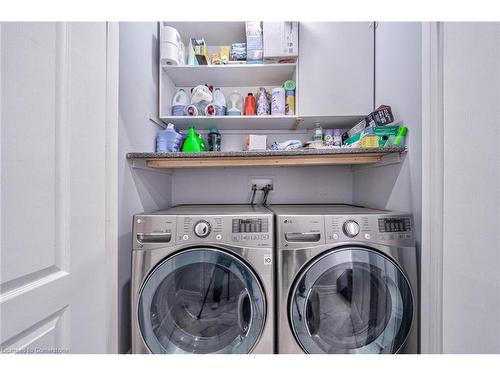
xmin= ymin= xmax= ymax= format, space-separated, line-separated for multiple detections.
xmin=138 ymin=248 xmax=266 ymax=354
xmin=290 ymin=248 xmax=413 ymax=354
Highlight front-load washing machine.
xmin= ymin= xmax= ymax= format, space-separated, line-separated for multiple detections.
xmin=271 ymin=204 xmax=418 ymax=354
xmin=131 ymin=205 xmax=274 ymax=354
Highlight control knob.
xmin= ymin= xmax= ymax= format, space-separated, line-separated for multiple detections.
xmin=194 ymin=220 xmax=211 ymax=238
xmin=343 ymin=220 xmax=360 ymax=238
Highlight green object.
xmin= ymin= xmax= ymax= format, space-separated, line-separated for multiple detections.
xmin=392 ymin=126 xmax=408 ymax=146
xmin=182 ymin=128 xmax=205 ymax=152
xmin=284 ymin=80 xmax=296 ymax=91
xmin=344 ymin=132 xmax=361 ymax=145
xmin=374 ymin=125 xmax=400 ymax=147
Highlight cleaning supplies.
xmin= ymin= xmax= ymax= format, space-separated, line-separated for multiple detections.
xmin=244 ymin=93 xmax=256 ymax=115
xmin=284 ymin=80 xmax=296 ymax=116
xmin=155 ymin=124 xmax=185 ymax=152
xmin=213 ymin=88 xmax=227 ymax=116
xmin=245 ymin=135 xmax=267 ymax=151
xmin=227 ymin=91 xmax=243 ymax=116
xmin=392 ymin=126 xmax=408 ymax=146
xmin=171 ymin=89 xmax=189 ymax=116
xmin=312 ymin=122 xmax=323 ymax=141
xmin=230 ymin=43 xmax=246 ymax=63
xmin=271 ymin=87 xmax=285 ymax=115
xmin=256 ymin=87 xmax=270 ymax=115
xmin=208 ymin=128 xmax=221 ymax=152
xmin=182 ymin=128 xmax=206 ymax=152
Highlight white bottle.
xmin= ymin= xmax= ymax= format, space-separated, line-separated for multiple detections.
xmin=227 ymin=91 xmax=243 ymax=116
xmin=271 ymin=87 xmax=285 ymax=116
xmin=312 ymin=122 xmax=323 ymax=141
xmin=171 ymin=89 xmax=189 ymax=116
xmin=213 ymin=88 xmax=227 ymax=116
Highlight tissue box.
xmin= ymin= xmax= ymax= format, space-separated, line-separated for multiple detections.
xmin=245 ymin=135 xmax=267 ymax=151
xmin=263 ymin=22 xmax=299 ymax=63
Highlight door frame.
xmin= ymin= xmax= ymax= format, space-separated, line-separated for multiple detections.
xmin=420 ymin=21 xmax=444 ymax=354
xmin=105 ymin=21 xmax=119 ymax=354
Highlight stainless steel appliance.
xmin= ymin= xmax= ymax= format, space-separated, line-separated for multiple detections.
xmin=271 ymin=204 xmax=418 ymax=354
xmin=131 ymin=205 xmax=274 ymax=354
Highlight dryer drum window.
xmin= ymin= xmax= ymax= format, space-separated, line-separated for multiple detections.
xmin=290 ymin=248 xmax=413 ymax=354
xmin=138 ymin=248 xmax=266 ymax=354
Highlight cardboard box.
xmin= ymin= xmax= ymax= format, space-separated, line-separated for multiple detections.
xmin=245 ymin=134 xmax=267 ymax=151
xmin=263 ymin=22 xmax=299 ymax=63
xmin=246 ymin=22 xmax=263 ymax=64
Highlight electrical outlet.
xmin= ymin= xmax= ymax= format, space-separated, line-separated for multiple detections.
xmin=249 ymin=177 xmax=275 ymax=192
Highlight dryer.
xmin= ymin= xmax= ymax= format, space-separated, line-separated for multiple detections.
xmin=272 ymin=204 xmax=418 ymax=354
xmin=131 ymin=205 xmax=274 ymax=354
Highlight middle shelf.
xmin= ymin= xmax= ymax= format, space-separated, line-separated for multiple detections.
xmin=158 ymin=115 xmax=365 ymax=131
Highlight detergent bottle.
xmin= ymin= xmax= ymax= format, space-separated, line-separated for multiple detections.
xmin=213 ymin=88 xmax=227 ymax=116
xmin=182 ymin=128 xmax=205 ymax=152
xmin=155 ymin=123 xmax=185 ymax=152
xmin=227 ymin=91 xmax=243 ymax=116
xmin=171 ymin=89 xmax=189 ymax=116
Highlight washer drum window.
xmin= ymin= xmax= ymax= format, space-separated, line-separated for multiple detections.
xmin=138 ymin=248 xmax=266 ymax=354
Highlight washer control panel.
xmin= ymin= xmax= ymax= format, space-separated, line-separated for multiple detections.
xmin=177 ymin=215 xmax=272 ymax=247
xmin=133 ymin=214 xmax=177 ymax=249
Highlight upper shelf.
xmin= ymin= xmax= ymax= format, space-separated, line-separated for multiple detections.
xmin=161 ymin=63 xmax=297 ymax=87
xmin=159 ymin=115 xmax=300 ymax=131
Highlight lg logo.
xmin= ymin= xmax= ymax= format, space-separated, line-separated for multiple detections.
xmin=264 ymin=255 xmax=272 ymax=265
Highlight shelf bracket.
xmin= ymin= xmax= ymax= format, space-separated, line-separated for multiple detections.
xmin=350 ymin=151 xmax=405 ymax=172
xmin=291 ymin=117 xmax=304 ymax=130
xmin=149 ymin=114 xmax=169 ymax=129
xmin=129 ymin=158 xmax=173 ymax=175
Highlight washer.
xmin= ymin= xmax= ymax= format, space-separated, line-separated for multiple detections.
xmin=131 ymin=205 xmax=274 ymax=354
xmin=272 ymin=204 xmax=418 ymax=354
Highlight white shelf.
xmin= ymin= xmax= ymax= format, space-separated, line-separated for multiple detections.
xmin=297 ymin=115 xmax=365 ymax=130
xmin=161 ymin=64 xmax=297 ymax=87
xmin=160 ymin=115 xmax=300 ymax=131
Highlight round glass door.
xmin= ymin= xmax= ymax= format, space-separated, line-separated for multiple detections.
xmin=138 ymin=248 xmax=266 ymax=354
xmin=290 ymin=248 xmax=413 ymax=354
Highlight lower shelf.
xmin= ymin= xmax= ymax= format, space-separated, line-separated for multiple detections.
xmin=127 ymin=148 xmax=406 ymax=169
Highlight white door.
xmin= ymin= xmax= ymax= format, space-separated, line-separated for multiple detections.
xmin=0 ymin=22 xmax=117 ymax=353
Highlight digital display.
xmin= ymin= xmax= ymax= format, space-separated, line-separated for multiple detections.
xmin=232 ymin=218 xmax=268 ymax=233
xmin=378 ymin=217 xmax=411 ymax=233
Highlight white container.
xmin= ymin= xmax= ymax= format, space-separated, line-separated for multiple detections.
xmin=171 ymin=89 xmax=189 ymax=116
xmin=271 ymin=87 xmax=286 ymax=116
xmin=227 ymin=91 xmax=243 ymax=116
xmin=263 ymin=22 xmax=299 ymax=63
xmin=213 ymin=88 xmax=227 ymax=116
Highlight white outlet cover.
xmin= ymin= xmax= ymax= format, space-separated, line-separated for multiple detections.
xmin=249 ymin=176 xmax=275 ymax=193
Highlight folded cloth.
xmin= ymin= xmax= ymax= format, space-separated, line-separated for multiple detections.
xmin=270 ymin=140 xmax=303 ymax=151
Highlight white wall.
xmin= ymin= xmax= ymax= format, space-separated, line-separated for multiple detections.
xmin=118 ymin=22 xmax=172 ymax=353
xmin=441 ymin=22 xmax=500 ymax=353
xmin=352 ymin=22 xmax=422 ymax=247
xmin=172 ymin=165 xmax=353 ymax=205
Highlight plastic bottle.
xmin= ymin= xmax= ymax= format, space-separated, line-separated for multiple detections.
xmin=171 ymin=89 xmax=189 ymax=116
xmin=182 ymin=128 xmax=205 ymax=152
xmin=208 ymin=128 xmax=221 ymax=151
xmin=155 ymin=123 xmax=185 ymax=152
xmin=256 ymin=87 xmax=269 ymax=116
xmin=227 ymin=91 xmax=243 ymax=116
xmin=271 ymin=87 xmax=285 ymax=116
xmin=312 ymin=122 xmax=323 ymax=142
xmin=212 ymin=88 xmax=227 ymax=116
xmin=244 ymin=93 xmax=256 ymax=115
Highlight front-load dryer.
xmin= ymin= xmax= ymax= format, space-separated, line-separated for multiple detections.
xmin=131 ymin=205 xmax=274 ymax=354
xmin=271 ymin=204 xmax=418 ymax=354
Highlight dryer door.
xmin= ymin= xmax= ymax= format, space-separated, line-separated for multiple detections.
xmin=290 ymin=247 xmax=413 ymax=354
xmin=138 ymin=248 xmax=266 ymax=354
